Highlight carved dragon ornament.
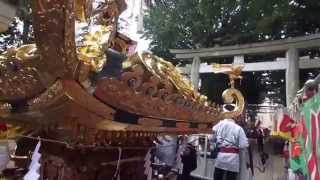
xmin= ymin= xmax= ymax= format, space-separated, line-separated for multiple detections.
xmin=0 ymin=0 xmax=245 ymax=141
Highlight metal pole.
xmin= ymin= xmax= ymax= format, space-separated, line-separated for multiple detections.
xmin=204 ymin=135 xmax=208 ymax=177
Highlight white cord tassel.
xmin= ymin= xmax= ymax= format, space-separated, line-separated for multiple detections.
xmin=113 ymin=147 xmax=122 ymax=179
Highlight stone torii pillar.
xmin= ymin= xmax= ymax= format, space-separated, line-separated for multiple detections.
xmin=190 ymin=56 xmax=201 ymax=91
xmin=286 ymin=48 xmax=299 ymax=106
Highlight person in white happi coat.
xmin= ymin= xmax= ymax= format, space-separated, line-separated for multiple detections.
xmin=212 ymin=104 xmax=249 ymax=180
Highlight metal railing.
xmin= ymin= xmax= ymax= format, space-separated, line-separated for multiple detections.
xmin=189 ymin=134 xmax=215 ymax=180
xmin=189 ymin=134 xmax=251 ymax=180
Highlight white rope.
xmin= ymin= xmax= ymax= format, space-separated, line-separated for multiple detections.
xmin=17 ymin=134 xmax=194 ymax=150
xmin=17 ymin=135 xmax=202 ymax=179
xmin=16 ymin=135 xmax=155 ymax=150
xmin=59 ymin=165 xmax=65 ymax=180
xmin=113 ymin=147 xmax=122 ymax=179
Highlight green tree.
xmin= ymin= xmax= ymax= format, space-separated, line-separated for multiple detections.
xmin=143 ymin=0 xmax=320 ymax=59
xmin=143 ymin=0 xmax=320 ymax=106
xmin=0 ymin=0 xmax=33 ymax=53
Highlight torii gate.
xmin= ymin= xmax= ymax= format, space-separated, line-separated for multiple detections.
xmin=170 ymin=34 xmax=320 ymax=105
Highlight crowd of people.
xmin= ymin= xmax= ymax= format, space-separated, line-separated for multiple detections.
xmin=149 ymin=103 xmax=252 ymax=180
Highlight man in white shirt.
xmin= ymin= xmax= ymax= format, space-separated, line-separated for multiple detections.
xmin=212 ymin=104 xmax=249 ymax=180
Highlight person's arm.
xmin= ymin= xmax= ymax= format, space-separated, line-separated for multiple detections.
xmin=212 ymin=123 xmax=220 ymax=142
xmin=239 ymin=128 xmax=249 ymax=149
xmin=212 ymin=122 xmax=220 ymax=132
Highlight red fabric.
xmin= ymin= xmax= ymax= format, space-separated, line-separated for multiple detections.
xmin=283 ymin=143 xmax=289 ymax=159
xmin=309 ymin=113 xmax=320 ymax=179
xmin=0 ymin=123 xmax=7 ymax=131
xmin=302 ymin=89 xmax=316 ymax=101
xmin=292 ymin=123 xmax=302 ymax=139
xmin=279 ymin=114 xmax=303 ymax=158
xmin=291 ymin=142 xmax=301 ymax=158
xmin=283 ymin=150 xmax=289 ymax=159
xmin=279 ymin=114 xmax=294 ymax=133
xmin=219 ymin=147 xmax=239 ymax=153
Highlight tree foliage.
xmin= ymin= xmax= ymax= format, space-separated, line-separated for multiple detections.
xmin=143 ymin=0 xmax=320 ymax=105
xmin=143 ymin=0 xmax=320 ymax=58
xmin=0 ymin=0 xmax=33 ymax=53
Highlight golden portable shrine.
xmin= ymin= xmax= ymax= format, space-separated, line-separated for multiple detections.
xmin=0 ymin=0 xmax=244 ymax=179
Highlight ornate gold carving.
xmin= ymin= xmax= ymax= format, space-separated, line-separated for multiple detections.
xmin=0 ymin=3 xmax=217 ymax=178
xmin=75 ymin=0 xmax=123 ymax=73
xmin=0 ymin=0 xmax=244 ymax=147
xmin=138 ymin=52 xmax=196 ymax=98
xmin=0 ymin=103 xmax=11 ymax=117
xmin=14 ymin=44 xmax=39 ymax=61
xmin=76 ymin=25 xmax=113 ymax=72
xmin=28 ymin=80 xmax=64 ymax=110
xmin=0 ymin=124 xmax=24 ymax=139
xmin=212 ymin=63 xmax=244 ymax=88
xmin=0 ymin=45 xmax=44 ymax=101
xmin=95 ymin=52 xmax=227 ymax=122
xmin=32 ymin=0 xmax=79 ymax=79
xmin=221 ymin=88 xmax=245 ymax=119
xmin=212 ymin=63 xmax=245 ymax=119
